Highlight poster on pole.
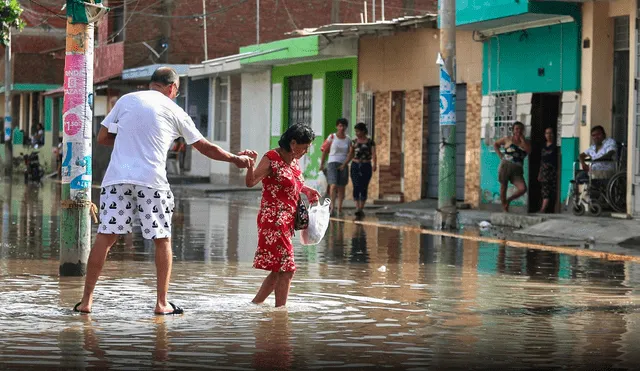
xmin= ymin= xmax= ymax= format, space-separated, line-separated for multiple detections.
xmin=62 ymin=23 xmax=94 ymax=199
xmin=437 ymin=53 xmax=456 ymax=126
xmin=4 ymin=117 xmax=11 ymax=141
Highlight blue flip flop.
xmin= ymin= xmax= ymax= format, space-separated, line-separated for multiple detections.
xmin=155 ymin=302 xmax=184 ymax=315
xmin=73 ymin=302 xmax=91 ymax=314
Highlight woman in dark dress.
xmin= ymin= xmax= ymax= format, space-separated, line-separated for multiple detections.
xmin=538 ymin=127 xmax=558 ymax=213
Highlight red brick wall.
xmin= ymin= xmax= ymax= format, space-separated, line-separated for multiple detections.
xmin=123 ymin=0 xmax=437 ymax=68
xmin=13 ymin=54 xmax=64 ymax=85
xmin=95 ymin=42 xmax=125 ymax=83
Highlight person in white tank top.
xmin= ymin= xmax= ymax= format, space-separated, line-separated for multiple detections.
xmin=320 ymin=118 xmax=351 ymax=214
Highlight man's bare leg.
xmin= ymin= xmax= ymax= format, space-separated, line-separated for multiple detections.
xmin=76 ymin=233 xmax=119 ymax=313
xmin=154 ymin=238 xmax=175 ymax=314
xmin=252 ymin=271 xmax=278 ymax=304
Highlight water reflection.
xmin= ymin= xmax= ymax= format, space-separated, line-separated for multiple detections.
xmin=2 ymin=179 xmax=640 ymax=368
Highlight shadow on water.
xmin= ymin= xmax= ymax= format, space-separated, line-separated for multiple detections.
xmin=2 ymin=179 xmax=640 ymax=369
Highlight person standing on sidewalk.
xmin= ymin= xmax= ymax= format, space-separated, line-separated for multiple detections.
xmin=538 ymin=127 xmax=558 ymax=213
xmin=493 ymin=121 xmax=530 ymax=212
xmin=73 ymin=67 xmax=255 ymax=315
xmin=320 ymin=118 xmax=351 ymax=215
xmin=340 ymin=122 xmax=376 ymax=217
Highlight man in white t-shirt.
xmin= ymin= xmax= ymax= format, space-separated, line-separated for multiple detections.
xmin=74 ymin=67 xmax=255 ymax=315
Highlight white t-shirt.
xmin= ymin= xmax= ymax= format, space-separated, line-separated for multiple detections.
xmin=328 ymin=134 xmax=351 ymax=163
xmin=101 ymin=90 xmax=204 ymax=190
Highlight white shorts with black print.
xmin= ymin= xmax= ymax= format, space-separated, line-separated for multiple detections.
xmin=98 ymin=184 xmax=175 ymax=240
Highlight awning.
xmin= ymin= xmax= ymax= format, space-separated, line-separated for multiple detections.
xmin=287 ymin=13 xmax=437 ymax=37
xmin=0 ymin=83 xmax=61 ymax=94
xmin=122 ymin=64 xmax=194 ymax=81
xmin=189 ymin=48 xmax=286 ymax=79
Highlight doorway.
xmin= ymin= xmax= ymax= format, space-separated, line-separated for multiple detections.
xmin=528 ymin=93 xmax=560 ymax=213
xmin=612 ymin=16 xmax=630 ymax=145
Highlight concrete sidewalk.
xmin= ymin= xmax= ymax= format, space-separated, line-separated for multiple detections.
xmin=372 ymin=198 xmax=640 ymax=246
xmin=172 ymin=179 xmax=640 ymax=247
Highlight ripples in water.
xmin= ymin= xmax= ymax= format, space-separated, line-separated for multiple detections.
xmin=1 ymin=181 xmax=640 ymax=368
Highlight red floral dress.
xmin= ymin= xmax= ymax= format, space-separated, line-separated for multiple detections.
xmin=253 ymin=149 xmax=304 ymax=272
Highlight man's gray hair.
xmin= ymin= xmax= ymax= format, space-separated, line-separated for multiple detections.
xmin=150 ymin=67 xmax=179 ymax=86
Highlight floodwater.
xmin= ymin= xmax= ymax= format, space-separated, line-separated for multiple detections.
xmin=2 ymin=179 xmax=640 ymax=370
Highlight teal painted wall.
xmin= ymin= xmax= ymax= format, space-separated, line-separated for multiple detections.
xmin=44 ymin=97 xmax=53 ymax=132
xmin=456 ymin=0 xmax=528 ymax=26
xmin=270 ymin=58 xmax=358 ymax=178
xmin=559 ymin=138 xmax=579 ymax=204
xmin=480 ymin=141 xmax=528 ymax=206
xmin=455 ymin=0 xmax=579 ymax=26
xmin=479 ymin=138 xmax=579 ymax=206
xmin=482 ymin=22 xmax=581 ymax=95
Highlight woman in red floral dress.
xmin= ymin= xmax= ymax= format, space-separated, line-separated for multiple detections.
xmin=245 ymin=124 xmax=320 ymax=307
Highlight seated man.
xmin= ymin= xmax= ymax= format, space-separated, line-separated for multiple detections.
xmin=578 ymin=125 xmax=617 ymax=181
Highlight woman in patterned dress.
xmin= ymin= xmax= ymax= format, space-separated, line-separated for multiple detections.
xmin=538 ymin=127 xmax=558 ymax=213
xmin=245 ymin=124 xmax=320 ymax=307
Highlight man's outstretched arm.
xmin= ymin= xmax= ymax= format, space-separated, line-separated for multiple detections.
xmin=191 ymin=138 xmax=254 ymax=168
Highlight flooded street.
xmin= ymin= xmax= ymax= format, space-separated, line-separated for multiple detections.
xmin=2 ymin=179 xmax=640 ymax=369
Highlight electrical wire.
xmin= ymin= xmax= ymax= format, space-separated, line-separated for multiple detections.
xmin=281 ymin=0 xmax=298 ymax=30
xmin=127 ymin=0 xmax=249 ymax=19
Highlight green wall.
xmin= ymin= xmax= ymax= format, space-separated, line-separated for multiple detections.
xmin=270 ymin=57 xmax=358 ymax=178
xmin=482 ymin=22 xmax=581 ymax=95
xmin=240 ymin=36 xmax=320 ymax=64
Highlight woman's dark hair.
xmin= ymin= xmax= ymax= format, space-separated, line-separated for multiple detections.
xmin=354 ymin=122 xmax=368 ymax=135
xmin=278 ymin=123 xmax=315 ymax=151
xmin=513 ymin=121 xmax=525 ymax=131
xmin=591 ymin=125 xmax=606 ymax=137
xmin=336 ymin=118 xmax=349 ymax=127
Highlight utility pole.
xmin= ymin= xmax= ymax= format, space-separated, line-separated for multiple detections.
xmin=202 ymin=0 xmax=208 ymax=60
xmin=331 ymin=0 xmax=340 ymax=23
xmin=256 ymin=0 xmax=260 ymax=44
xmin=436 ymin=0 xmax=457 ymax=229
xmin=4 ymin=29 xmax=12 ymax=174
xmin=60 ymin=0 xmax=108 ymax=276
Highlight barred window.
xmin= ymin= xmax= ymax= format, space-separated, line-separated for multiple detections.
xmin=288 ymin=75 xmax=312 ymax=127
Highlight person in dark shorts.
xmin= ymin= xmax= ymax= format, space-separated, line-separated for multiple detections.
xmin=493 ymin=121 xmax=531 ymax=212
xmin=340 ymin=122 xmax=376 ymax=217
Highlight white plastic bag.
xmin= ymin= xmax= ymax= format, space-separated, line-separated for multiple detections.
xmin=300 ymin=198 xmax=331 ymax=245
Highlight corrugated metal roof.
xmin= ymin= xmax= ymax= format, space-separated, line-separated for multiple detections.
xmin=287 ymin=13 xmax=437 ymax=37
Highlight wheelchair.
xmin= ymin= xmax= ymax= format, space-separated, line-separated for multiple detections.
xmin=565 ymin=142 xmax=626 ymax=217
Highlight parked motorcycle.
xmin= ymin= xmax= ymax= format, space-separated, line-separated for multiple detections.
xmin=21 ymin=146 xmax=44 ymax=183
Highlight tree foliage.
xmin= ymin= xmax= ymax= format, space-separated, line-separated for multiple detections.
xmin=0 ymin=0 xmax=25 ymax=46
